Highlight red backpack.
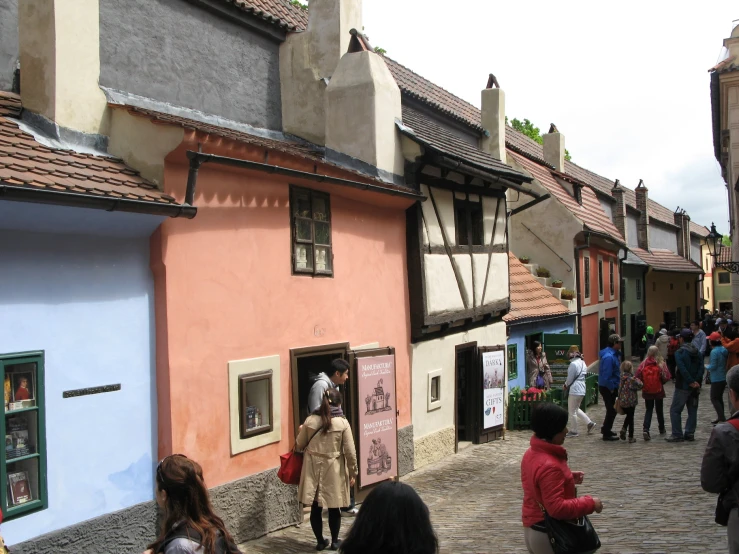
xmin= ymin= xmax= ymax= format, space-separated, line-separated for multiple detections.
xmin=642 ymin=360 xmax=662 ymax=395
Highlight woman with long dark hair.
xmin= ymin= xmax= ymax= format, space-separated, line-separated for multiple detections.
xmin=339 ymin=481 xmax=438 ymax=554
xmin=144 ymin=454 xmax=240 ymax=554
xmin=296 ymin=388 xmax=358 ymax=551
xmin=527 ymin=341 xmax=552 ymax=390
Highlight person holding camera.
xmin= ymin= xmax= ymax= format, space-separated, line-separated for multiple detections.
xmin=666 ymin=328 xmax=704 ymax=442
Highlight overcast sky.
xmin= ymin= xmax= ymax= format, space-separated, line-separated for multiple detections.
xmin=363 ymin=1 xmax=737 ymax=235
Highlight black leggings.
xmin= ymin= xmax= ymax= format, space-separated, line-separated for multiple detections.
xmin=621 ymin=406 xmax=635 ymax=438
xmin=310 ymin=502 xmax=341 ymax=545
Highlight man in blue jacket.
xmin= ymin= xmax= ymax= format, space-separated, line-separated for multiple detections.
xmin=599 ymin=334 xmax=622 ymax=442
xmin=667 ymin=328 xmax=703 ymax=442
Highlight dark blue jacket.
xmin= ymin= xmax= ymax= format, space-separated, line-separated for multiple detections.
xmin=598 ymin=347 xmax=621 ymax=390
xmin=674 ymin=342 xmax=703 ymax=391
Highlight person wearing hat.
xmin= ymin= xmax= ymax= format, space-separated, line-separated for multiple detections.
xmin=655 ymin=323 xmax=670 ymax=361
xmin=666 ymin=329 xmax=703 ymax=442
xmin=599 ymin=334 xmax=623 ymax=442
xmin=563 ymin=346 xmax=596 ymax=437
xmin=706 ymin=332 xmax=729 ymax=424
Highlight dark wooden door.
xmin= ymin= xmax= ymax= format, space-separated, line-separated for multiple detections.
xmin=455 ymin=343 xmax=477 ymax=449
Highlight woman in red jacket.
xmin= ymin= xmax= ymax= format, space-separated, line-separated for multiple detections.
xmin=520 ymin=403 xmax=603 ymax=553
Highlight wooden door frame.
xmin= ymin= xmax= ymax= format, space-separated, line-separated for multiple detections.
xmin=454 ymin=341 xmax=477 ymax=453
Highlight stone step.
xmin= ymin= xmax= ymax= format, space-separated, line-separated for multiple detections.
xmin=545 ymin=286 xmax=563 ymax=299
xmin=535 ymin=276 xmax=550 ymax=287
xmin=560 ymin=298 xmax=577 ymax=311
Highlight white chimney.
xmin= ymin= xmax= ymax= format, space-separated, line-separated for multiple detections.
xmin=543 ymin=126 xmax=564 ymax=172
xmin=18 ymin=0 xmax=108 ymax=135
xmin=481 ymin=78 xmax=505 ymax=162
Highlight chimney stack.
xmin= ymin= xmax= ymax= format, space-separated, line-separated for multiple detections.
xmin=18 ymin=0 xmax=108 ymax=135
xmin=635 ymin=179 xmax=650 ymax=250
xmin=611 ymin=179 xmax=628 ymax=243
xmin=543 ymin=124 xmax=564 ymax=172
xmin=480 ymin=74 xmax=505 ymax=162
xmin=674 ymin=209 xmax=691 ymax=260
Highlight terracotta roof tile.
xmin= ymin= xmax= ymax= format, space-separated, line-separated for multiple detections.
xmin=717 ymin=247 xmax=734 ymax=265
xmin=504 ymin=253 xmax=572 ymax=323
xmin=630 ymin=248 xmax=703 ymax=274
xmin=399 ymin=106 xmax=530 ymax=182
xmin=0 ymin=91 xmax=178 ymax=206
xmin=223 ymin=0 xmax=308 ymax=31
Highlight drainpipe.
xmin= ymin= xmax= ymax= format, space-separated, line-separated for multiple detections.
xmin=573 ymin=232 xmax=591 ymax=335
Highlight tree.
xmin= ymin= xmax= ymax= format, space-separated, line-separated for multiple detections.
xmin=509 ymin=117 xmax=572 ymax=161
xmin=722 ymin=235 xmax=732 ymax=247
xmin=289 ymin=0 xmax=307 ymax=10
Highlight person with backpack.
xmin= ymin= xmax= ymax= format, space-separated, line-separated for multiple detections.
xmin=635 ymin=345 xmax=671 ymax=440
xmin=617 ymin=361 xmax=643 ymax=443
xmin=144 ymin=454 xmax=241 ymax=554
xmin=562 ymin=346 xmax=596 ymax=438
xmin=706 ymin=332 xmax=730 ymax=424
xmin=666 ymin=329 xmax=704 ymax=442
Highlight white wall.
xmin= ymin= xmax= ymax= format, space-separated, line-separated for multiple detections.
xmin=627 ymin=213 xmax=639 ymax=248
xmin=650 ymin=222 xmax=679 ymax=252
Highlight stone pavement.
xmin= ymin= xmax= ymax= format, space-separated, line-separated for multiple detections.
xmin=240 ymin=382 xmax=729 ymax=553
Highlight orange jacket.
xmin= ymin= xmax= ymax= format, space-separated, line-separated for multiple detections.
xmin=721 ymin=337 xmax=739 ymax=371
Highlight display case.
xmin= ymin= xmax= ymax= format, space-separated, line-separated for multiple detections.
xmin=0 ymin=352 xmax=47 ymax=520
xmin=238 ymin=370 xmax=273 ymax=439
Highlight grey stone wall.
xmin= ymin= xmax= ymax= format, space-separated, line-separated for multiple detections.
xmin=10 ymin=467 xmax=300 ymax=553
xmin=99 ymin=0 xmax=283 ymax=130
xmin=0 ymin=0 xmax=18 ymax=91
xmin=397 ymin=424 xmax=414 ymax=477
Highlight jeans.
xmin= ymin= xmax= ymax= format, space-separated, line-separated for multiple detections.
xmin=670 ymin=388 xmax=700 ymax=438
xmin=567 ymin=394 xmax=591 ymax=434
xmin=730 ymin=508 xmax=739 ymax=554
xmin=711 ymin=381 xmax=727 ymax=421
xmin=622 ymin=406 xmax=635 ymax=438
xmin=599 ymin=386 xmax=618 ymax=435
xmin=643 ymin=398 xmax=665 ymax=433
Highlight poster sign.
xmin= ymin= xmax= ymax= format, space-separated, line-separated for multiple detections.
xmin=482 ymin=350 xmax=505 ymax=429
xmin=357 ymin=355 xmax=397 ymax=487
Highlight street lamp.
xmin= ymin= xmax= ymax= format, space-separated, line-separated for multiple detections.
xmin=707 ymin=223 xmax=739 ymax=273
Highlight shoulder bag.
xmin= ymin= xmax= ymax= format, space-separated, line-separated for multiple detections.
xmin=715 ymin=419 xmax=739 ymax=526
xmin=277 ymin=427 xmax=321 ymax=485
xmin=537 ymin=502 xmax=601 ymax=554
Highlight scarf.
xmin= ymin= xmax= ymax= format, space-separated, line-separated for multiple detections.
xmin=330 ymin=405 xmax=344 ymax=418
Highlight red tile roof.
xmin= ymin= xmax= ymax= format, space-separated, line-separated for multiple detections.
xmin=0 ymin=92 xmax=179 ymax=207
xmin=115 ymin=104 xmax=423 ymax=197
xmin=508 ymin=151 xmax=625 ymax=244
xmin=630 ymin=247 xmax=703 ymax=274
xmin=717 ymin=246 xmax=734 ymax=265
xmin=504 ymin=253 xmax=573 ymax=323
xmin=225 ymin=0 xmax=308 ymax=31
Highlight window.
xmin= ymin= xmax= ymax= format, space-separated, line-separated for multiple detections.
xmin=290 ymin=187 xmax=332 ymax=276
xmin=609 ymin=261 xmax=615 ymax=298
xmin=598 ymin=258 xmax=604 ymax=299
xmin=670 ymin=283 xmax=674 ymax=291
xmin=719 ymin=272 xmax=731 ymax=285
xmin=430 ymin=376 xmax=440 ymax=402
xmin=621 ymin=278 xmax=626 ymax=301
xmin=686 ymin=281 xmax=690 ymax=291
xmin=652 ymin=281 xmax=656 ymax=292
xmin=454 ymin=197 xmax=484 ymax=246
xmin=0 ymin=351 xmax=47 ymax=521
xmin=686 ymin=306 xmax=691 ymax=321
xmin=427 ymin=369 xmax=442 ymax=411
xmin=583 ymin=256 xmax=591 ymax=300
xmin=676 ymin=307 xmax=682 ymax=326
xmin=636 ymin=279 xmax=642 ymax=300
xmin=238 ymin=370 xmax=274 ymax=439
xmin=507 ymin=344 xmax=518 ymax=380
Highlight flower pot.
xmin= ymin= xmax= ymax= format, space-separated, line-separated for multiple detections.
xmin=552 ymin=282 xmax=563 ymax=288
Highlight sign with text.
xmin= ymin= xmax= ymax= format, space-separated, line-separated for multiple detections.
xmin=357 ymin=355 xmax=398 ymax=487
xmin=482 ymin=350 xmax=505 ymax=429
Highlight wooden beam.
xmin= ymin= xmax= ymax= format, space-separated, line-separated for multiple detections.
xmin=421 ymin=176 xmax=505 ymax=198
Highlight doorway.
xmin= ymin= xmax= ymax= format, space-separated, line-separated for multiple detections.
xmin=455 ymin=343 xmax=477 ymax=451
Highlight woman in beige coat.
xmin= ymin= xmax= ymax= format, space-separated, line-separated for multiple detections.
xmin=296 ymin=388 xmax=358 ymax=551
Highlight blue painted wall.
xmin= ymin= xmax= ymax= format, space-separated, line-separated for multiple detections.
xmin=507 ymin=317 xmax=577 ymax=391
xmin=0 ymin=219 xmax=157 ymax=544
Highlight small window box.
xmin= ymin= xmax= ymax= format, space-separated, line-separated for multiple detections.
xmin=239 ymin=370 xmax=274 ymax=439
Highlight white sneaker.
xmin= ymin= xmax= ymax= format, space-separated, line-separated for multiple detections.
xmin=565 ymin=431 xmax=579 ymax=438
xmin=587 ymin=422 xmax=596 ymax=434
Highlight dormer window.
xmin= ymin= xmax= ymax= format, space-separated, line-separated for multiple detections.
xmin=573 ymin=184 xmax=583 ymax=205
xmin=454 ymin=197 xmax=484 ymax=246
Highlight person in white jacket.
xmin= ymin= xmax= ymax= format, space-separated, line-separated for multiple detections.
xmin=563 ymin=346 xmax=596 ymax=438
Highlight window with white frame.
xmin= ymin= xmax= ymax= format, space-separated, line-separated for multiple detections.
xmin=598 ymin=257 xmax=604 ymax=300
xmin=583 ymin=256 xmax=591 ymax=301
xmin=609 ymin=260 xmax=615 ymax=298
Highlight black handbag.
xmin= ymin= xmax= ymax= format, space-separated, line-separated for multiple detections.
xmin=538 ymin=502 xmax=601 ymax=554
xmin=716 ymin=489 xmax=731 ymax=526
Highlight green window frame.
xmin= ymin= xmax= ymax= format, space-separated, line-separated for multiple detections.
xmin=0 ymin=351 xmax=47 ymax=520
xmin=507 ymin=344 xmax=518 ymax=380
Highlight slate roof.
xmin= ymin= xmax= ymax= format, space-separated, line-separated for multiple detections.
xmin=0 ymin=92 xmax=180 ymax=207
xmin=225 ymin=0 xmax=308 ymax=31
xmin=399 ymin=106 xmax=531 ymax=183
xmin=504 ymin=253 xmax=573 ymax=323
xmin=508 ymin=151 xmax=625 ymax=243
xmin=114 ymin=104 xmax=424 ymax=198
xmin=630 ymin=247 xmax=703 ymax=274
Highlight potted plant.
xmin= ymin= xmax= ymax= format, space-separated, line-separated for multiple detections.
xmin=518 ymin=255 xmax=530 ymax=264
xmin=561 ymin=289 xmax=576 ymax=300
xmin=551 ymin=279 xmax=563 ymax=288
xmin=536 ymin=267 xmax=551 ymax=278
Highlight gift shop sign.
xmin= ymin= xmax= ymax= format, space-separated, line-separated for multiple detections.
xmin=357 ymin=355 xmax=398 ymax=487
xmin=482 ymin=351 xmax=505 ymax=429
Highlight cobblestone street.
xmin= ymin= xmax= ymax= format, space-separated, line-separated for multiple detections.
xmin=241 ymin=382 xmax=729 ymax=553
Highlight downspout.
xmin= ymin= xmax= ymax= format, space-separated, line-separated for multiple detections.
xmin=618 ymin=248 xmax=628 ymax=340
xmin=573 ymin=232 xmax=591 ymax=335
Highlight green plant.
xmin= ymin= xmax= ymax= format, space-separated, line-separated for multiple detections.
xmin=518 ymin=255 xmax=530 ymax=264
xmin=374 ymin=46 xmax=387 ymax=55
xmin=536 ymin=267 xmax=551 ymax=278
xmin=289 ymin=0 xmax=307 ymax=10
xmin=561 ymin=288 xmax=576 ymax=300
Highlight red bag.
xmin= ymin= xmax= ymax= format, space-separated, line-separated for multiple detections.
xmin=277 ymin=428 xmax=320 ymax=485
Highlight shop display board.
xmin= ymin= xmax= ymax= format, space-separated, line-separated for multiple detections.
xmin=481 ymin=349 xmax=505 ymax=430
xmin=356 ymin=354 xmax=398 ymax=488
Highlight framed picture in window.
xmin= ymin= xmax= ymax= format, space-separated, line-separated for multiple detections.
xmin=11 ymin=373 xmax=34 ymax=404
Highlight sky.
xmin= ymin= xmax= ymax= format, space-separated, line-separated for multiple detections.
xmin=363 ymin=1 xmax=737 ymax=235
